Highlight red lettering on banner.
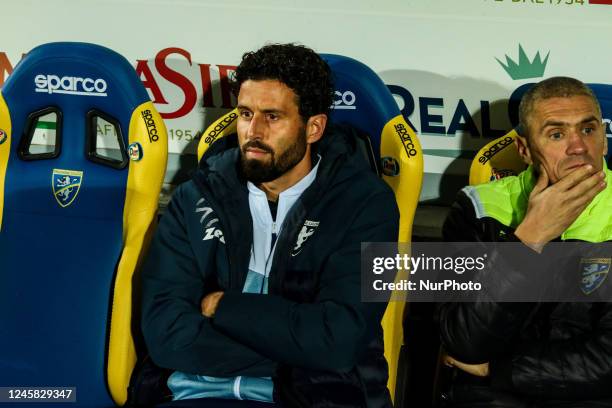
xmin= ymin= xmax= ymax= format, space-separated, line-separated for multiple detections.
xmin=136 ymin=59 xmax=168 ymax=105
xmin=155 ymin=47 xmax=197 ymax=119
xmin=0 ymin=52 xmax=14 ymax=87
xmin=218 ymin=65 xmax=237 ymax=109
xmin=0 ymin=52 xmax=26 ymax=86
xmin=198 ymin=63 xmax=214 ymax=108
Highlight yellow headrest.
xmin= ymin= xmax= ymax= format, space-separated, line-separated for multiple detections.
xmin=469 ymin=129 xmax=526 ymax=185
xmin=198 ymin=109 xmax=238 ymax=161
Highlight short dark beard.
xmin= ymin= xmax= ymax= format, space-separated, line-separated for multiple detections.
xmin=240 ymin=129 xmax=307 ymax=183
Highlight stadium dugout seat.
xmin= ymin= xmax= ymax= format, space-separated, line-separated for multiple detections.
xmin=470 ymin=83 xmax=612 ymax=185
xmin=0 ymin=42 xmax=167 ymax=406
xmin=197 ymin=54 xmax=424 ymax=406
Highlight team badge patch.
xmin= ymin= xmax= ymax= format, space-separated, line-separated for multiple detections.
xmin=381 ymin=156 xmax=400 ymax=177
xmin=52 ymin=169 xmax=83 ymax=208
xmin=128 ymin=142 xmax=143 ymax=161
xmin=580 ymin=257 xmax=610 ymax=295
xmin=291 ymin=220 xmax=319 ymax=256
xmin=0 ymin=129 xmax=7 ymax=145
xmin=489 ymin=168 xmax=516 ymax=181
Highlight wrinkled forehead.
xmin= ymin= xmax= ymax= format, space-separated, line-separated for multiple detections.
xmin=528 ymin=95 xmax=602 ymax=130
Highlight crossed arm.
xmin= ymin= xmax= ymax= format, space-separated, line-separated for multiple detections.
xmin=141 ymin=185 xmax=398 ymax=375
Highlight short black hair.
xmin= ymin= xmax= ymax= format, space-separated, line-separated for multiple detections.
xmin=518 ymin=76 xmax=601 ymax=138
xmin=231 ymin=43 xmax=334 ymax=121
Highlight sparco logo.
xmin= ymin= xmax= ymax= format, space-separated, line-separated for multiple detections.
xmin=332 ymin=90 xmax=356 ymax=110
xmin=478 ymin=136 xmax=514 ymax=165
xmin=203 ymin=111 xmax=238 ymax=145
xmin=141 ymin=110 xmax=159 ymax=142
xmin=394 ymin=123 xmax=417 ymax=157
xmin=34 ymin=74 xmax=108 ymax=97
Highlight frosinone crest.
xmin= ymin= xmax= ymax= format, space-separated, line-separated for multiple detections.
xmin=52 ymin=169 xmax=83 ymax=208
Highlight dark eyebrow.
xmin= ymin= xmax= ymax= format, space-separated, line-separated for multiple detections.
xmin=236 ymin=105 xmax=285 ymax=115
xmin=261 ymin=109 xmax=285 ymax=115
xmin=540 ymin=120 xmax=565 ymax=132
xmin=579 ymin=115 xmax=600 ymax=125
xmin=539 ymin=115 xmax=600 ymax=132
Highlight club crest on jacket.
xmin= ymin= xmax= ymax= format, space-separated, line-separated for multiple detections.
xmin=292 ymin=220 xmax=319 ymax=256
xmin=580 ymin=258 xmax=610 ymax=295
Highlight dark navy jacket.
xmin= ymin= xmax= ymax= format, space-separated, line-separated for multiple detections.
xmin=439 ymin=179 xmax=612 ymax=405
xmin=141 ymin=125 xmax=399 ymax=407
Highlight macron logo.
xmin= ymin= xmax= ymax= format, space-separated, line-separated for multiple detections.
xmin=34 ymin=74 xmax=108 ymax=97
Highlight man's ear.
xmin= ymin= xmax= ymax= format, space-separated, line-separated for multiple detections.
xmin=603 ymin=129 xmax=608 ymax=157
xmin=305 ymin=114 xmax=327 ymax=144
xmin=515 ymin=133 xmax=533 ymax=166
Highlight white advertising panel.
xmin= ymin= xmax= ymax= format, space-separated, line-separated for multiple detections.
xmin=4 ymin=0 xmax=612 ymax=202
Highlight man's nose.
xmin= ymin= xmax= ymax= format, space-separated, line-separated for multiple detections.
xmin=246 ymin=113 xmax=266 ymax=140
xmin=566 ymin=130 xmax=588 ymax=155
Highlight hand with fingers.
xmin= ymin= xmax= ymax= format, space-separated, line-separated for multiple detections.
xmin=515 ymin=164 xmax=607 ymax=252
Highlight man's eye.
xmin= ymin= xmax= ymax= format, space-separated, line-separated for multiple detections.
xmin=239 ymin=110 xmax=252 ymax=119
xmin=550 ymin=132 xmax=562 ymax=140
xmin=583 ymin=127 xmax=594 ymax=135
xmin=266 ymin=113 xmax=278 ymax=121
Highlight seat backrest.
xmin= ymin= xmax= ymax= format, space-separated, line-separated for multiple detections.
xmin=0 ymin=42 xmax=167 ymax=406
xmin=469 ymin=128 xmax=522 ymax=185
xmin=470 ymin=83 xmax=612 ymax=185
xmin=197 ymin=53 xmax=424 ymax=404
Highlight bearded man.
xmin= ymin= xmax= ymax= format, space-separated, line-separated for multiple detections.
xmin=141 ymin=43 xmax=399 ymax=408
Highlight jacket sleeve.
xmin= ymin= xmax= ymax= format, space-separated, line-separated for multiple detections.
xmin=438 ymin=191 xmax=541 ymax=363
xmin=211 ymin=190 xmax=399 ymax=372
xmin=489 ymin=303 xmax=612 ymax=399
xmin=141 ymin=184 xmax=275 ymax=377
xmin=440 ymin=191 xmax=612 ymax=399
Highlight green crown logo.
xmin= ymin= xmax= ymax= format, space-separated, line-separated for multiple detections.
xmin=496 ymin=44 xmax=549 ymax=80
